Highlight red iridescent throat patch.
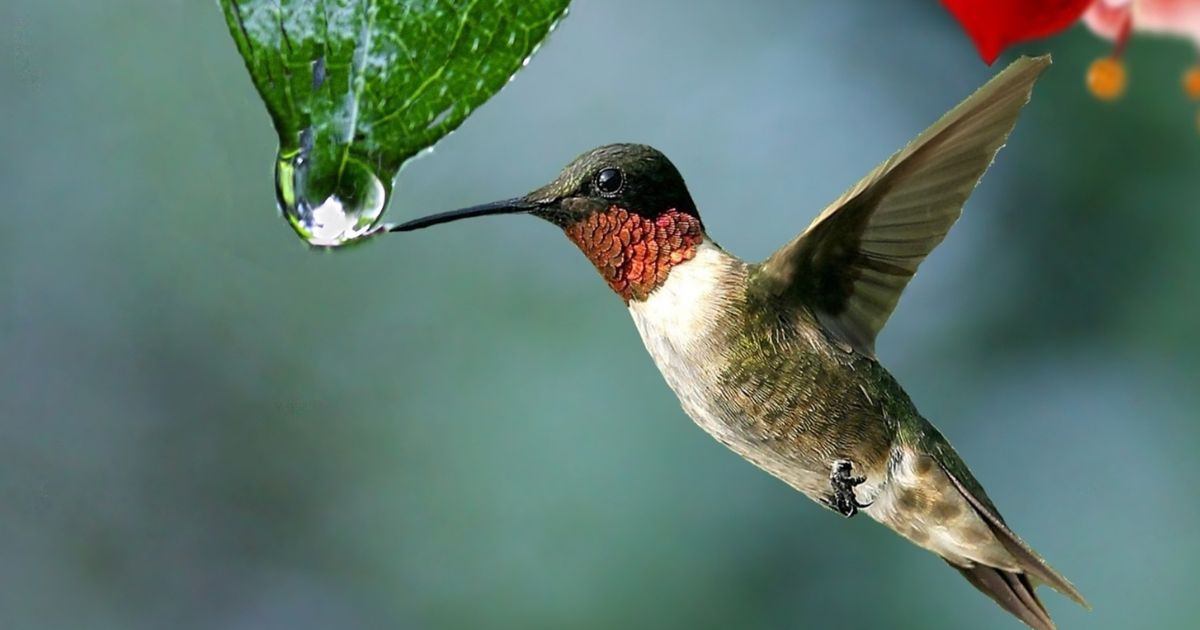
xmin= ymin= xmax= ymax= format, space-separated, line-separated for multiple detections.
xmin=564 ymin=206 xmax=704 ymax=303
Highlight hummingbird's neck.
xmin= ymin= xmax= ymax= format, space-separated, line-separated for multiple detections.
xmin=563 ymin=206 xmax=705 ymax=303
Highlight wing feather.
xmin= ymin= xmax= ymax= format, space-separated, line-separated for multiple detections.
xmin=750 ymin=55 xmax=1051 ymax=357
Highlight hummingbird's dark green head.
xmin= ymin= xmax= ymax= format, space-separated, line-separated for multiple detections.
xmin=392 ymin=144 xmax=706 ymax=302
xmin=520 ymin=143 xmax=701 ymax=228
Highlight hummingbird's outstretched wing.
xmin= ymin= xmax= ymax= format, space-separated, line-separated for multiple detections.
xmin=749 ymin=55 xmax=1050 ymax=358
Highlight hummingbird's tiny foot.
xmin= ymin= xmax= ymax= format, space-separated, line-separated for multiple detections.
xmin=829 ymin=460 xmax=871 ymax=518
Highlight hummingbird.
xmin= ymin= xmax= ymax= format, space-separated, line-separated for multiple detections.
xmin=392 ymin=55 xmax=1087 ymax=629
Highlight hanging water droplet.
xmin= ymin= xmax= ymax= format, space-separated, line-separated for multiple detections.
xmin=275 ymin=146 xmax=389 ymax=247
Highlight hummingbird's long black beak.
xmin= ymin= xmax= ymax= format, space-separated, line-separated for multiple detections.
xmin=389 ymin=197 xmax=545 ymax=232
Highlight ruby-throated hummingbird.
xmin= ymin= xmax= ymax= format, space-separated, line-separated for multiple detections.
xmin=392 ymin=55 xmax=1087 ymax=629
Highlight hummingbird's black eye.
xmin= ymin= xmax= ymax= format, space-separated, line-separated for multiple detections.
xmin=594 ymin=167 xmax=625 ymax=198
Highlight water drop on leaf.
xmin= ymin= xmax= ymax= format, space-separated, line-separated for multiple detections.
xmin=219 ymin=0 xmax=570 ymax=248
xmin=276 ymin=149 xmax=388 ymax=247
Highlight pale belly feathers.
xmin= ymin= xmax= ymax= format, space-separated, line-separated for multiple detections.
xmin=626 ymin=241 xmax=843 ymax=499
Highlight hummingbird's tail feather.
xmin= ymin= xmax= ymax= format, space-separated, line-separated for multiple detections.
xmin=948 ymin=561 xmax=1056 ymax=630
xmin=865 ymin=442 xmax=1087 ymax=629
xmin=940 ymin=463 xmax=1090 ymax=609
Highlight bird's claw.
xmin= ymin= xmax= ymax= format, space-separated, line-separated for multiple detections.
xmin=829 ymin=459 xmax=871 ymax=518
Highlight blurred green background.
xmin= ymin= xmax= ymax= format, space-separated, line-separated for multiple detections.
xmin=3 ymin=1 xmax=1198 ymax=629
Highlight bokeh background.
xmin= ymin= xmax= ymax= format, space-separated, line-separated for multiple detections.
xmin=3 ymin=1 xmax=1198 ymax=628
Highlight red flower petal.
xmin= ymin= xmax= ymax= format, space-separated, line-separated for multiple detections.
xmin=1081 ymin=1 xmax=1132 ymax=42
xmin=942 ymin=0 xmax=1096 ymax=64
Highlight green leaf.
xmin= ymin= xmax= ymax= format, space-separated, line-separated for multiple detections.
xmin=219 ymin=0 xmax=569 ymax=247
